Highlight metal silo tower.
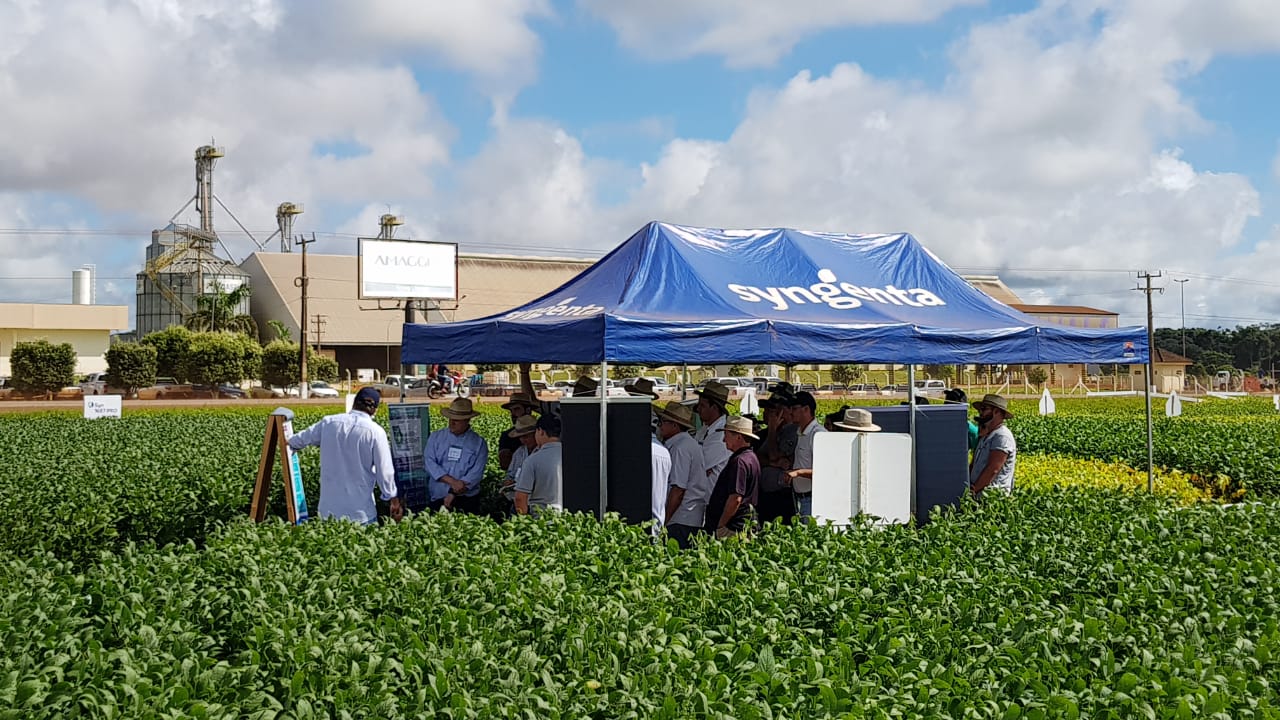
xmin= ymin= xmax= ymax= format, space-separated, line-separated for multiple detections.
xmin=135 ymin=144 xmax=254 ymax=338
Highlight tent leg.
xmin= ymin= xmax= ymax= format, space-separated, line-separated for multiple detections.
xmin=599 ymin=357 xmax=609 ymax=520
xmin=907 ymin=364 xmax=917 ymax=520
xmin=681 ymin=363 xmax=688 ymax=401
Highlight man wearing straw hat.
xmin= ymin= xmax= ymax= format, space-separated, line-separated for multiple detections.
xmin=969 ymin=393 xmax=1017 ymax=496
xmin=424 ymin=397 xmax=490 ymax=513
xmin=500 ymin=414 xmax=539 ymax=508
xmin=572 ymin=376 xmax=599 ymax=397
xmin=832 ymin=408 xmax=882 ymax=433
xmin=655 ymin=400 xmax=709 ymax=548
xmin=624 ymin=377 xmax=659 ymax=399
xmin=706 ymin=416 xmax=761 ymax=539
xmin=499 ymin=392 xmax=540 ymax=472
xmin=694 ymin=380 xmax=733 ymax=480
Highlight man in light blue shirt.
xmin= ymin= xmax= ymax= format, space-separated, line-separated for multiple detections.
xmin=425 ymin=397 xmax=490 ymax=513
xmin=287 ymin=387 xmax=400 ymax=525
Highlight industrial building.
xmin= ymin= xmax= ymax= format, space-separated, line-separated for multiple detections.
xmin=0 ymin=267 xmax=129 ymax=376
xmin=240 ymin=250 xmax=594 ymax=377
xmin=134 ymin=145 xmax=261 ymax=339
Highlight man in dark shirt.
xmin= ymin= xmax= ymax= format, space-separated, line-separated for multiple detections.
xmin=753 ymin=392 xmax=797 ymax=525
xmin=498 ymin=392 xmax=540 ymax=471
xmin=706 ymin=415 xmax=761 ymax=539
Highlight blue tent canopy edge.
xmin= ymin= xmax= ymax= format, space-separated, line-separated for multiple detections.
xmin=402 ymin=222 xmax=1149 ymax=366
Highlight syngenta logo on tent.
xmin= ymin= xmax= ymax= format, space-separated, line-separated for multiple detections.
xmin=504 ymin=297 xmax=605 ymax=320
xmin=728 ymin=269 xmax=947 ymax=311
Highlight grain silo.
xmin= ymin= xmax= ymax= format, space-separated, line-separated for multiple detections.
xmin=135 ymin=145 xmax=252 ymax=338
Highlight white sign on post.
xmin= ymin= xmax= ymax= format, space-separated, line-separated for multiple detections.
xmin=1165 ymin=390 xmax=1183 ymax=417
xmin=1038 ymin=388 xmax=1056 ymax=416
xmin=83 ymin=395 xmax=122 ymax=419
xmin=345 ymin=393 xmax=356 ymax=413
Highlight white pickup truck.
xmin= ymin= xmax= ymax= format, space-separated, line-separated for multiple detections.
xmin=80 ymin=372 xmax=110 ymax=395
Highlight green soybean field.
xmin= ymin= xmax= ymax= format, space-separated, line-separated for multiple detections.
xmin=1 ymin=399 xmax=1278 ymax=718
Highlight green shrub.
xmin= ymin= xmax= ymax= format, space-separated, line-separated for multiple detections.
xmin=104 ymin=343 xmax=157 ymax=396
xmin=9 ymin=339 xmax=76 ymax=397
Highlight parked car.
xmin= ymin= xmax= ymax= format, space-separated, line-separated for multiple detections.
xmin=914 ymin=379 xmax=947 ymax=394
xmin=80 ymin=372 xmax=110 ymax=395
xmin=551 ymin=380 xmax=575 ymax=393
xmin=193 ymin=384 xmax=246 ymax=399
xmin=307 ymin=381 xmax=340 ymax=398
xmin=816 ymin=383 xmax=847 ymax=392
xmin=620 ymin=376 xmax=675 ymax=394
xmin=796 ymin=383 xmax=817 ymax=392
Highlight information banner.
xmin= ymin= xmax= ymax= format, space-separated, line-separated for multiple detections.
xmin=84 ymin=395 xmax=122 ymax=419
xmin=388 ymin=403 xmax=434 ymax=513
xmin=281 ymin=418 xmax=310 ymax=523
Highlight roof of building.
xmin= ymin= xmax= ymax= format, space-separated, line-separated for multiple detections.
xmin=1152 ymin=347 xmax=1193 ymax=365
xmin=960 ymin=275 xmax=1022 ymax=305
xmin=1009 ymin=303 xmax=1118 ymax=316
xmin=240 ymin=252 xmax=596 ymax=345
xmin=0 ymin=303 xmax=129 ymax=331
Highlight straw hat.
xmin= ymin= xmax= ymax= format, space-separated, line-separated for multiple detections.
xmin=653 ymin=400 xmax=695 ymax=429
xmin=624 ymin=377 xmax=658 ymax=398
xmin=440 ymin=397 xmax=481 ymax=420
xmin=718 ymin=415 xmax=760 ymax=440
xmin=572 ymin=376 xmax=598 ymax=397
xmin=501 ymin=392 xmax=539 ymax=411
xmin=694 ymin=380 xmax=730 ymax=407
xmin=834 ymin=408 xmax=881 ymax=432
xmin=973 ymin=393 xmax=1014 ymax=417
xmin=507 ymin=414 xmax=538 ymax=437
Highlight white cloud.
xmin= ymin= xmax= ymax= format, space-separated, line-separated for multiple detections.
xmin=574 ymin=1 xmax=1267 ymax=325
xmin=579 ymin=0 xmax=983 ymax=67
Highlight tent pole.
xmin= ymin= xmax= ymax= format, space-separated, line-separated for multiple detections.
xmin=599 ymin=356 xmax=609 ymax=520
xmin=681 ymin=363 xmax=688 ymax=401
xmin=907 ymin=364 xmax=917 ymax=520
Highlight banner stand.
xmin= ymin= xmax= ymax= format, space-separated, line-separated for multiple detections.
xmin=250 ymin=411 xmax=310 ymax=524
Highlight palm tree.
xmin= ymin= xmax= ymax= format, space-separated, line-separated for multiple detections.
xmin=267 ymin=319 xmax=291 ymax=342
xmin=185 ymin=284 xmax=258 ymax=339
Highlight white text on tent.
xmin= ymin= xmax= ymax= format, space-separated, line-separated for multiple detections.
xmin=727 ymin=269 xmax=946 ymax=311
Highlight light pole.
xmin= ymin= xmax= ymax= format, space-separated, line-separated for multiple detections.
xmin=1174 ymin=278 xmax=1189 ymax=356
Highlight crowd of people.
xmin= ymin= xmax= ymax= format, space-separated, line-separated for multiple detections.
xmin=285 ymin=376 xmax=1018 ymax=537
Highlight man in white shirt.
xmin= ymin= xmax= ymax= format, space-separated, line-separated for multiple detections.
xmin=694 ymin=381 xmax=732 ymax=480
xmin=650 ymin=427 xmax=672 ymax=532
xmin=287 ymin=387 xmax=401 ymax=525
xmin=656 ymin=401 xmax=708 ymax=548
xmin=785 ymin=391 xmax=825 ymax=519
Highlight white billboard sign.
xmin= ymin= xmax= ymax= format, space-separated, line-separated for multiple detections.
xmin=84 ymin=395 xmax=123 ymax=419
xmin=358 ymin=238 xmax=458 ymax=300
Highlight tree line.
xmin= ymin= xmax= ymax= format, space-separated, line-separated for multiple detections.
xmin=7 ymin=327 xmax=337 ymax=398
xmin=1154 ymin=324 xmax=1280 ymax=377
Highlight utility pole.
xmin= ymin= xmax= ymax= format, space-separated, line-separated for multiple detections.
xmin=1174 ymin=278 xmax=1189 ymax=357
xmin=294 ymin=233 xmax=316 ymax=399
xmin=312 ymin=314 xmax=328 ymax=351
xmin=1136 ymin=271 xmax=1163 ymax=493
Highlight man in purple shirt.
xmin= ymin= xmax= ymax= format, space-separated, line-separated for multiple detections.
xmin=706 ymin=416 xmax=761 ymax=539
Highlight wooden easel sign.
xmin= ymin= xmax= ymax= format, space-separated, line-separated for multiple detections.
xmin=250 ymin=410 xmax=310 ymax=524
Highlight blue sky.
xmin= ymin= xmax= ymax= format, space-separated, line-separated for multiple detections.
xmin=1 ymin=0 xmax=1279 ymax=328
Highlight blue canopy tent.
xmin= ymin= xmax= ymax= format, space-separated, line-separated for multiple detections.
xmin=402 ymin=222 xmax=1153 ymax=518
xmin=403 ymin=222 xmax=1148 ymax=365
